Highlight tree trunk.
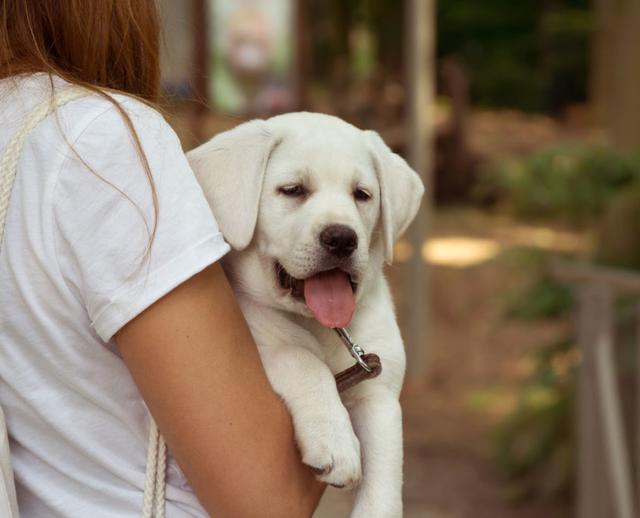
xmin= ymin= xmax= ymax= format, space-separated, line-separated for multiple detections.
xmin=611 ymin=0 xmax=640 ymax=150
xmin=591 ymin=0 xmax=640 ymax=150
xmin=590 ymin=0 xmax=614 ymax=125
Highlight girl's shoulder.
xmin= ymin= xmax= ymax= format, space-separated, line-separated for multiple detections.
xmin=1 ymin=72 xmax=173 ymax=156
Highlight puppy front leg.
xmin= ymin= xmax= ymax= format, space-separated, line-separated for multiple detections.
xmin=239 ymin=297 xmax=362 ymax=487
xmin=348 ymin=395 xmax=403 ymax=518
xmin=259 ymin=344 xmax=362 ymax=489
xmin=240 ymin=301 xmax=362 ymax=488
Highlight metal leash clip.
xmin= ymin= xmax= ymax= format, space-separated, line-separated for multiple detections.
xmin=334 ymin=327 xmax=373 ymax=373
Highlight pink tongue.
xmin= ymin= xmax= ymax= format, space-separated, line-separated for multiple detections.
xmin=303 ymin=269 xmax=355 ymax=328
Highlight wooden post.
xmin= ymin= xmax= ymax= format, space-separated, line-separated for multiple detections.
xmin=577 ymin=284 xmax=636 ymax=518
xmin=577 ymin=284 xmax=614 ymax=518
xmin=592 ymin=286 xmax=635 ymax=518
xmin=553 ymin=262 xmax=640 ymax=517
xmin=404 ymin=0 xmax=434 ymax=383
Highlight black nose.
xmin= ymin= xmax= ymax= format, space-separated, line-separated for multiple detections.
xmin=320 ymin=225 xmax=358 ymax=258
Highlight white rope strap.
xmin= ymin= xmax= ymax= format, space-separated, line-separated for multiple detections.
xmin=0 ymin=85 xmax=167 ymax=517
xmin=143 ymin=420 xmax=166 ymax=518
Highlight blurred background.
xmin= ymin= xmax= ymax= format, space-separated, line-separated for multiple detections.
xmin=157 ymin=1 xmax=640 ymax=517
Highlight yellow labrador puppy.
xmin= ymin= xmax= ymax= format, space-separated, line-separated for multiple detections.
xmin=188 ymin=113 xmax=423 ymax=517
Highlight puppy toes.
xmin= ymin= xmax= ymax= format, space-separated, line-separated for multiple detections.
xmin=298 ymin=421 xmax=362 ymax=489
xmin=304 ymin=445 xmax=362 ymax=489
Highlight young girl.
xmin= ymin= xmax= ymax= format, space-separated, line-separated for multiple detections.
xmin=0 ymin=1 xmax=322 ymax=516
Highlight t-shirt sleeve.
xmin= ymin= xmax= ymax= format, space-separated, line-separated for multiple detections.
xmin=53 ymin=97 xmax=230 ymax=342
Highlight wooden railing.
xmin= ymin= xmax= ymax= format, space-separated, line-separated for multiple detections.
xmin=552 ymin=262 xmax=640 ymax=518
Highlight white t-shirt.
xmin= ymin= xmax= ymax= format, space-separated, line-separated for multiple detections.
xmin=0 ymin=74 xmax=230 ymax=517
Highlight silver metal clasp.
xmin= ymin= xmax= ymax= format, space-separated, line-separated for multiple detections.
xmin=334 ymin=328 xmax=373 ymax=373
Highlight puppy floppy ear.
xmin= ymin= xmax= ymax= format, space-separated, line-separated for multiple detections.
xmin=188 ymin=120 xmax=281 ymax=250
xmin=365 ymin=130 xmax=425 ymax=265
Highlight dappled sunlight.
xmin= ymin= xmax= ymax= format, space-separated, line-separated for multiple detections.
xmin=392 ymin=221 xmax=591 ymax=269
xmin=394 ymin=236 xmax=502 ymax=267
xmin=422 ymin=237 xmax=502 ymax=267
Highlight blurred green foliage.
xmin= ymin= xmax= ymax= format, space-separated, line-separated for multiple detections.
xmin=506 ymin=276 xmax=574 ymax=320
xmin=480 ymin=146 xmax=640 ymax=222
xmin=438 ymin=0 xmax=591 ymax=112
xmin=491 ymin=182 xmax=640 ymax=504
xmin=494 ymin=296 xmax=639 ymax=502
xmin=312 ymin=0 xmax=591 ymax=111
xmin=494 ymin=245 xmax=577 ymax=501
xmin=309 ymin=0 xmax=405 ymax=82
xmin=493 ymin=338 xmax=576 ymax=501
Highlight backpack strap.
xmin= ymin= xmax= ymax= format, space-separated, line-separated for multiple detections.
xmin=0 ymin=405 xmax=18 ymax=518
xmin=143 ymin=420 xmax=166 ymax=518
xmin=0 ymin=84 xmax=167 ymax=518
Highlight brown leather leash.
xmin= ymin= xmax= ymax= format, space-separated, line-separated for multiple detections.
xmin=333 ymin=328 xmax=382 ymax=393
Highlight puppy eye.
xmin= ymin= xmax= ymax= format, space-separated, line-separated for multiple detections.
xmin=353 ymin=188 xmax=371 ymax=202
xmin=278 ymin=184 xmax=307 ymax=197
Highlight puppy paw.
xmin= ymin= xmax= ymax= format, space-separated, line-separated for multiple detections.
xmin=297 ymin=418 xmax=362 ymax=489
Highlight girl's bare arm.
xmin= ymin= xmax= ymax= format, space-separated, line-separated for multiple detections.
xmin=116 ymin=262 xmax=325 ymax=517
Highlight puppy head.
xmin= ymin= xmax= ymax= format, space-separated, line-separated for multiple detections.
xmin=188 ymin=113 xmax=424 ymax=326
